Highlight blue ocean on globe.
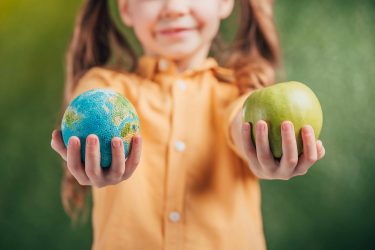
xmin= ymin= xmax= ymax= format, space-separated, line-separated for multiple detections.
xmin=61 ymin=89 xmax=140 ymax=168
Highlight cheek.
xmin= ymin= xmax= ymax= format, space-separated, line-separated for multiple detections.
xmin=192 ymin=2 xmax=221 ymax=40
xmin=129 ymin=3 xmax=160 ymax=39
xmin=132 ymin=18 xmax=158 ymax=50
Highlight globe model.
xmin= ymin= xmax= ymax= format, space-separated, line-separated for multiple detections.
xmin=61 ymin=89 xmax=140 ymax=168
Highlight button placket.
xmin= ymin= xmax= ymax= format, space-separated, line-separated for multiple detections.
xmin=163 ymin=75 xmax=188 ymax=249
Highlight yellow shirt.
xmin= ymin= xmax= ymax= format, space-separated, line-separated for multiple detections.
xmin=72 ymin=56 xmax=266 ymax=250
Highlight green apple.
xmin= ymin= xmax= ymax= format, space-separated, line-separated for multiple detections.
xmin=242 ymin=81 xmax=323 ymax=158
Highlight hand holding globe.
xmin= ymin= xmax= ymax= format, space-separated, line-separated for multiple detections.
xmin=51 ymin=89 xmax=142 ymax=187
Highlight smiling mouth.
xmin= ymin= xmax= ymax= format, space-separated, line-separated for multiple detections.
xmin=158 ymin=27 xmax=195 ymax=36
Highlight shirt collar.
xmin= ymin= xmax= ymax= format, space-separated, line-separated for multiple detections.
xmin=135 ymin=55 xmax=222 ymax=81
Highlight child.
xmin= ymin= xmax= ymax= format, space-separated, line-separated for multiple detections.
xmin=51 ymin=0 xmax=325 ymax=249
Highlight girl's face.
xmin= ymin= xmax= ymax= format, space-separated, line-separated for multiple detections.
xmin=119 ymin=0 xmax=234 ymax=62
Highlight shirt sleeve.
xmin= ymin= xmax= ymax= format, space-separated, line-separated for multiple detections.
xmin=222 ymin=91 xmax=252 ymax=162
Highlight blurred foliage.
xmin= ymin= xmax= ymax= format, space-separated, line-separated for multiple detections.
xmin=0 ymin=0 xmax=374 ymax=249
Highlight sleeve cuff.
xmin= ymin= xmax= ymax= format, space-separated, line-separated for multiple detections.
xmin=223 ymin=92 xmax=252 ymax=162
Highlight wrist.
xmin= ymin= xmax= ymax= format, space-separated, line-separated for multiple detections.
xmin=229 ymin=109 xmax=248 ymax=161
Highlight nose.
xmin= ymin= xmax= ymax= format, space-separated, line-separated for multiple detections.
xmin=160 ymin=0 xmax=189 ymax=19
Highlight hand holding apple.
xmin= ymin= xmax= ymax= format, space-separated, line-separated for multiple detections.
xmin=241 ymin=121 xmax=325 ymax=180
xmin=240 ymin=81 xmax=325 ymax=180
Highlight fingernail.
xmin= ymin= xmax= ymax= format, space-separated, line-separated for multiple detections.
xmin=258 ymin=122 xmax=265 ymax=132
xmin=52 ymin=130 xmax=59 ymax=140
xmin=88 ymin=136 xmax=97 ymax=145
xmin=133 ymin=136 xmax=138 ymax=144
xmin=69 ymin=138 xmax=78 ymax=146
xmin=303 ymin=126 xmax=312 ymax=136
xmin=282 ymin=122 xmax=291 ymax=132
xmin=243 ymin=123 xmax=250 ymax=132
xmin=112 ymin=139 xmax=121 ymax=148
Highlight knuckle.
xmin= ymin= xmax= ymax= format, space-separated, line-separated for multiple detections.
xmin=253 ymin=172 xmax=264 ymax=179
xmin=295 ymin=169 xmax=308 ymax=176
xmin=66 ymin=162 xmax=73 ymax=171
xmin=261 ymin=166 xmax=275 ymax=176
xmin=281 ymin=130 xmax=296 ymax=143
xmin=258 ymin=135 xmax=268 ymax=144
xmin=86 ymin=167 xmax=100 ymax=178
xmin=300 ymin=169 xmax=308 ymax=175
xmin=86 ymin=148 xmax=97 ymax=158
xmin=66 ymin=163 xmax=77 ymax=172
xmin=249 ymin=166 xmax=261 ymax=178
xmin=95 ymin=183 xmax=103 ymax=188
xmin=122 ymin=172 xmax=132 ymax=181
xmin=131 ymin=158 xmax=141 ymax=167
xmin=274 ymin=169 xmax=292 ymax=180
xmin=77 ymin=179 xmax=87 ymax=186
xmin=85 ymin=167 xmax=95 ymax=176
xmin=306 ymin=155 xmax=317 ymax=163
xmin=112 ymin=150 xmax=121 ymax=158
xmin=284 ymin=136 xmax=296 ymax=145
xmin=257 ymin=152 xmax=268 ymax=163
xmin=112 ymin=145 xmax=122 ymax=155
xmin=286 ymin=158 xmax=298 ymax=167
xmin=52 ymin=142 xmax=63 ymax=153
xmin=112 ymin=176 xmax=123 ymax=184
xmin=111 ymin=168 xmax=125 ymax=178
xmin=93 ymin=181 xmax=105 ymax=188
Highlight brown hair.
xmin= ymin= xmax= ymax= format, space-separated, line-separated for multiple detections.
xmin=60 ymin=0 xmax=136 ymax=222
xmin=60 ymin=0 xmax=281 ymax=222
xmin=226 ymin=0 xmax=281 ymax=93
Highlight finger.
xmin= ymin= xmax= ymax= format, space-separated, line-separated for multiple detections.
xmin=66 ymin=136 xmax=90 ymax=185
xmin=241 ymin=123 xmax=261 ymax=173
xmin=85 ymin=134 xmax=103 ymax=186
xmin=317 ymin=140 xmax=326 ymax=160
xmin=293 ymin=126 xmax=318 ymax=176
xmin=279 ymin=121 xmax=298 ymax=175
xmin=241 ymin=123 xmax=257 ymax=159
xmin=122 ymin=135 xmax=142 ymax=180
xmin=255 ymin=121 xmax=277 ymax=173
xmin=105 ymin=138 xmax=126 ymax=182
xmin=51 ymin=130 xmax=67 ymax=161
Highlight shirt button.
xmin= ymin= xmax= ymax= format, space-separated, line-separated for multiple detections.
xmin=158 ymin=59 xmax=169 ymax=72
xmin=169 ymin=211 xmax=181 ymax=223
xmin=175 ymin=140 xmax=186 ymax=152
xmin=176 ymin=79 xmax=187 ymax=91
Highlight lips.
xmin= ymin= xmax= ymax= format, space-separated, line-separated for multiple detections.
xmin=157 ymin=27 xmax=195 ymax=35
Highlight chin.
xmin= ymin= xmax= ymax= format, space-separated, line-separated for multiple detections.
xmin=161 ymin=47 xmax=202 ymax=60
xmin=163 ymin=51 xmax=194 ymax=60
xmin=155 ymin=40 xmax=199 ymax=57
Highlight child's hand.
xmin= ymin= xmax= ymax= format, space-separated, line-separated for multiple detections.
xmin=51 ymin=130 xmax=142 ymax=188
xmin=241 ymin=121 xmax=325 ymax=180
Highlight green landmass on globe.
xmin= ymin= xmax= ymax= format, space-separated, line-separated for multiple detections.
xmin=63 ymin=107 xmax=82 ymax=129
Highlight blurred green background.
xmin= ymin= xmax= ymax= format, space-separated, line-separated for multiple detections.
xmin=1 ymin=0 xmax=374 ymax=249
